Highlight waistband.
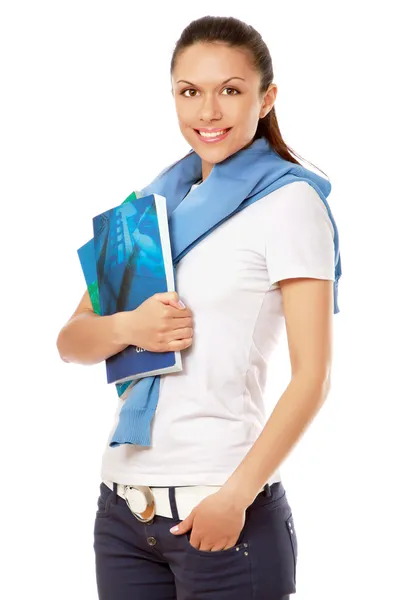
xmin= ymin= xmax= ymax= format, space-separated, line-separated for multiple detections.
xmin=103 ymin=472 xmax=282 ymax=522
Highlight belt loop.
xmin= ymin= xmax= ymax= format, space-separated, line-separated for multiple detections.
xmin=112 ymin=482 xmax=118 ymax=504
xmin=168 ymin=487 xmax=180 ymax=521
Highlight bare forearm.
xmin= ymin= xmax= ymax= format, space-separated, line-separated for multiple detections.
xmin=56 ymin=311 xmax=129 ymax=365
xmin=223 ymin=374 xmax=331 ymax=507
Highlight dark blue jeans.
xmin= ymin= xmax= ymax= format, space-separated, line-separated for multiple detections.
xmin=93 ymin=481 xmax=298 ymax=599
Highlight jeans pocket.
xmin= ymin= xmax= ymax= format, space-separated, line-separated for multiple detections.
xmin=285 ymin=513 xmax=298 ymax=583
xmin=183 ymin=539 xmax=253 ymax=599
xmin=184 ymin=526 xmax=246 ymax=555
xmin=96 ymin=482 xmax=113 ymax=519
xmin=185 ymin=537 xmax=249 ymax=556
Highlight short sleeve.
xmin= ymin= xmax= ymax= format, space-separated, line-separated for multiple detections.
xmin=263 ymin=181 xmax=335 ymax=290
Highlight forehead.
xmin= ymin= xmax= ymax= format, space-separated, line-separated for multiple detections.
xmin=173 ymin=42 xmax=256 ymax=83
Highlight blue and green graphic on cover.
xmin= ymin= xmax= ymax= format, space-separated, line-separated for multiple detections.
xmin=77 ymin=190 xmax=140 ymax=398
xmin=77 ymin=189 xmax=177 ymax=398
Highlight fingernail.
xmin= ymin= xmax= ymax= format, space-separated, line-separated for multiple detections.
xmin=178 ymin=300 xmax=186 ymax=309
xmin=170 ymin=525 xmax=179 ymax=533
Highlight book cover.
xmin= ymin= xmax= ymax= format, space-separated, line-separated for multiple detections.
xmin=77 ymin=237 xmax=134 ymax=397
xmin=91 ymin=193 xmax=181 ymax=384
xmin=78 ymin=192 xmax=139 ymax=314
xmin=77 ymin=193 xmax=140 ymax=398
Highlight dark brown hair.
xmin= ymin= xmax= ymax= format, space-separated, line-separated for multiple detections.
xmin=171 ymin=15 xmax=328 ymax=179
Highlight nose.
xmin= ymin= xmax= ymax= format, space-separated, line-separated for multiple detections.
xmin=199 ymin=93 xmax=223 ymax=123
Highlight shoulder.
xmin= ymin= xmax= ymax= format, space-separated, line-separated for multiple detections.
xmin=257 ymin=181 xmax=334 ymax=238
xmin=260 ymin=180 xmax=327 ymax=208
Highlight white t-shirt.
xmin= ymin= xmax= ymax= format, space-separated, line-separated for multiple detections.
xmin=100 ymin=181 xmax=335 ymax=486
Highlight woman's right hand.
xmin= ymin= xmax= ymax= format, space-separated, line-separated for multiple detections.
xmin=116 ymin=291 xmax=194 ymax=353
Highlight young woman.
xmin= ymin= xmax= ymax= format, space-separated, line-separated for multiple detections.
xmin=57 ymin=15 xmax=339 ymax=600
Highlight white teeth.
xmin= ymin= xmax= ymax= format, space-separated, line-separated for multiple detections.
xmin=198 ymin=129 xmax=228 ymax=138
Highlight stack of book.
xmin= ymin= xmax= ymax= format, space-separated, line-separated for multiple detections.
xmin=77 ymin=191 xmax=182 ymax=398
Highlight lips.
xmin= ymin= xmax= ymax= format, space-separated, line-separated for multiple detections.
xmin=193 ymin=127 xmax=232 ymax=143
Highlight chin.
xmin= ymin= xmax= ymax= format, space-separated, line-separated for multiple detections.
xmin=190 ymin=138 xmax=237 ymax=164
xmin=195 ymin=147 xmax=233 ymax=164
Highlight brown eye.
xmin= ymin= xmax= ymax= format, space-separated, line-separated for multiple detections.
xmin=181 ymin=89 xmax=198 ymax=97
xmin=222 ymin=87 xmax=239 ymax=95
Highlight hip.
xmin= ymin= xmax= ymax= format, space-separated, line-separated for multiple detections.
xmin=94 ymin=479 xmax=298 ymax=599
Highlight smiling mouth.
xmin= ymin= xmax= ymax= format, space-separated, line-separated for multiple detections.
xmin=194 ymin=128 xmax=232 ymax=140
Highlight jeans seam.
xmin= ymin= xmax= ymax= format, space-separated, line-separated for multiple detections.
xmin=247 ymin=539 xmax=256 ymax=600
xmin=285 ymin=515 xmax=297 ymax=584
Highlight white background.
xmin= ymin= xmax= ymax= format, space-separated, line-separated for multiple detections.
xmin=1 ymin=1 xmax=399 ymax=598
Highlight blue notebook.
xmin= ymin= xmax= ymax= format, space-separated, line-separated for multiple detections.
xmin=78 ymin=192 xmax=182 ymax=387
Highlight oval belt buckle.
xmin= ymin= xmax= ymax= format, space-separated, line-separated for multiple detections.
xmin=124 ymin=485 xmax=156 ymax=524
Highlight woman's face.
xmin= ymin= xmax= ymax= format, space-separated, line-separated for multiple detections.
xmin=171 ymin=42 xmax=277 ymax=179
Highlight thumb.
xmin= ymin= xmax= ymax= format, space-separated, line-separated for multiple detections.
xmin=157 ymin=291 xmax=186 ymax=310
xmin=170 ymin=512 xmax=194 ymax=535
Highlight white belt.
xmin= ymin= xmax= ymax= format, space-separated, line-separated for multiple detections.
xmin=103 ymin=472 xmax=281 ymax=522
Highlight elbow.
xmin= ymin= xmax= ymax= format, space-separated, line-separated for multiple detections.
xmin=292 ymin=367 xmax=332 ymax=399
xmin=319 ymin=374 xmax=331 ymax=404
xmin=320 ymin=367 xmax=332 ymax=398
xmin=56 ymin=329 xmax=71 ymax=363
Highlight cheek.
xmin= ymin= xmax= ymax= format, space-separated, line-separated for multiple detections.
xmin=177 ymin=119 xmax=194 ymax=145
xmin=177 ymin=120 xmax=193 ymax=140
xmin=175 ymin=100 xmax=194 ymax=127
xmin=235 ymin=101 xmax=259 ymax=125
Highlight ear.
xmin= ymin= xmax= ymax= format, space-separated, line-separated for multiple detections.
xmin=260 ymin=84 xmax=278 ymax=119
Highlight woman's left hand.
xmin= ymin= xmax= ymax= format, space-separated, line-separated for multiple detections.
xmin=170 ymin=489 xmax=247 ymax=551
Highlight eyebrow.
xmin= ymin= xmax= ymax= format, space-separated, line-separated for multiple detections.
xmin=176 ymin=76 xmax=246 ymax=86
